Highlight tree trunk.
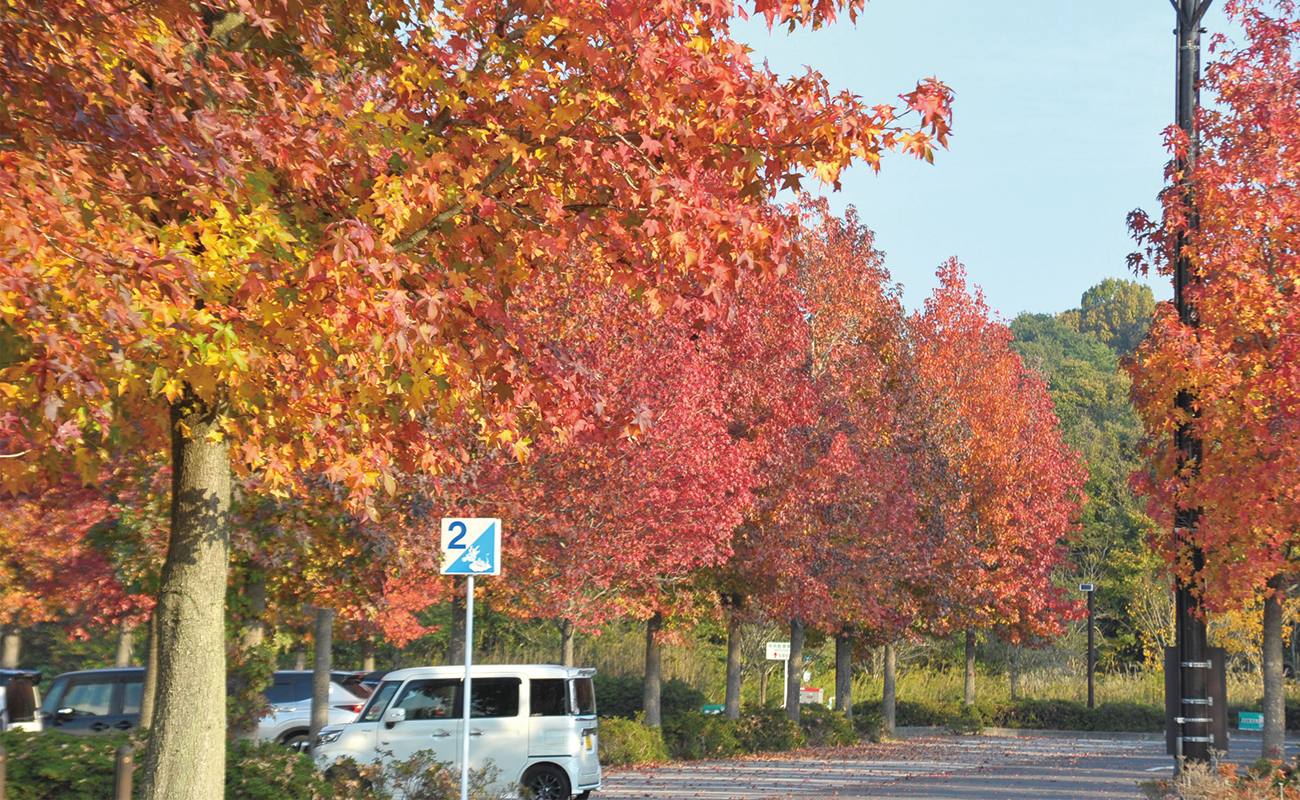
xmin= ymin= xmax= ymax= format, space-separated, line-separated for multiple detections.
xmin=964 ymin=629 xmax=977 ymax=707
xmin=759 ymin=666 xmax=770 ymax=708
xmin=294 ymin=644 xmax=306 ymax=671
xmin=1263 ymin=576 xmax=1286 ymax=760
xmin=559 ymin=618 xmax=576 ymax=667
xmin=115 ymin=623 xmax=135 ymax=668
xmin=240 ymin=575 xmax=267 ymax=652
xmin=1009 ymin=645 xmax=1020 ymax=702
xmin=835 ymin=631 xmax=853 ymax=718
xmin=361 ymin=634 xmax=376 ymax=672
xmin=724 ymin=613 xmax=743 ymax=720
xmin=140 ymin=612 xmax=160 ymax=730
xmin=882 ymin=643 xmax=897 ymax=736
xmin=786 ymin=617 xmax=804 ymax=723
xmin=139 ymin=399 xmax=231 ymax=800
xmin=232 ymin=573 xmax=268 ymax=738
xmin=446 ymin=594 xmax=466 ymax=666
xmin=1 ymin=626 xmax=20 ymax=669
xmin=310 ymin=607 xmax=334 ymax=741
xmin=643 ymin=613 xmax=663 ymax=727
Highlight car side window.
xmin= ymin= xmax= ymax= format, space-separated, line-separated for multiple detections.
xmin=292 ymin=677 xmax=313 ymax=703
xmin=60 ymin=681 xmax=114 ymax=716
xmin=358 ymin=681 xmax=400 ymax=723
xmin=121 ymin=680 xmax=143 ymax=715
xmin=394 ymin=679 xmax=458 ymax=720
xmin=264 ymin=680 xmax=296 ymax=706
xmin=529 ymin=679 xmax=568 ymax=716
xmin=468 ymin=678 xmax=521 ymax=718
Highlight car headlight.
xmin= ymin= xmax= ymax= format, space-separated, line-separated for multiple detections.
xmin=315 ymin=727 xmax=344 ymax=746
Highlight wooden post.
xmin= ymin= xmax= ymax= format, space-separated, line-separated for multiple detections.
xmin=114 ymin=745 xmax=135 ymax=800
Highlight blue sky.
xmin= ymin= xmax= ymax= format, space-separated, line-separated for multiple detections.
xmin=733 ymin=0 xmax=1236 ymax=318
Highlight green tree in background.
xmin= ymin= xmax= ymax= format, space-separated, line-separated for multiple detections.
xmin=1062 ymin=278 xmax=1156 ymax=356
xmin=1011 ymin=310 xmax=1156 ymax=664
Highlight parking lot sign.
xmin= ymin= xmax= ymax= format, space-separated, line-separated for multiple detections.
xmin=440 ymin=518 xmax=501 ymax=576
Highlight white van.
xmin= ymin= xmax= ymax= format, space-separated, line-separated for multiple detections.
xmin=313 ymin=664 xmax=600 ymax=800
xmin=0 ymin=669 xmax=42 ymax=732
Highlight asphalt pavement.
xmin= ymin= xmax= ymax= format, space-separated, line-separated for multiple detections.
xmin=598 ymin=732 xmax=1299 ymax=799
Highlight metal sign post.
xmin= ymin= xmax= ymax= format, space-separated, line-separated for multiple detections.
xmin=1080 ymin=583 xmax=1096 ymax=708
xmin=766 ymin=641 xmax=790 ymax=708
xmin=441 ymin=518 xmax=502 ymax=800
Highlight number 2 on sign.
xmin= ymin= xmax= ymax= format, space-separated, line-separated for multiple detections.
xmin=447 ymin=520 xmax=467 ymax=549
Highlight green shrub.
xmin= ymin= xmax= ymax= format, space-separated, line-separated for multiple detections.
xmin=984 ymin=699 xmax=1162 ymax=732
xmin=226 ymin=739 xmax=340 ymax=800
xmin=592 ymin=674 xmax=707 ymax=719
xmin=849 ymin=703 xmax=883 ymax=741
xmin=597 ymin=714 xmax=670 ymax=766
xmin=0 ymin=731 xmax=514 ymax=800
xmin=0 ymin=730 xmax=125 ymax=800
xmin=661 ymin=711 xmax=741 ymax=760
xmin=798 ymin=704 xmax=859 ymax=747
xmin=734 ymin=707 xmax=805 ymax=753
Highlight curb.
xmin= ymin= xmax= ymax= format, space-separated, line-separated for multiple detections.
xmin=894 ymin=726 xmax=1300 ymax=743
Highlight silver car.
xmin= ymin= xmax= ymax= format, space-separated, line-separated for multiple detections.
xmin=259 ymin=670 xmax=372 ymax=750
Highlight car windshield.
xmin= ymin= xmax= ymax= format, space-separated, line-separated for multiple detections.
xmin=38 ymin=678 xmax=66 ymax=716
xmin=357 ymin=680 xmax=400 ymax=723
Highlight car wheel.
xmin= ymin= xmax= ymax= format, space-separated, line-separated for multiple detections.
xmin=522 ymin=764 xmax=571 ymax=800
xmin=280 ymin=731 xmax=310 ymax=752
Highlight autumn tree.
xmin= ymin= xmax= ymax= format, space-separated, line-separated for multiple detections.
xmin=907 ymin=261 xmax=1084 ymax=707
xmin=0 ymin=1 xmax=950 ymax=794
xmin=1127 ymin=0 xmax=1300 ymax=757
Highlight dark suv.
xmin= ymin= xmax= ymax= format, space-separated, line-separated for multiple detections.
xmin=38 ymin=667 xmax=142 ymax=735
xmin=38 ymin=667 xmax=370 ymax=746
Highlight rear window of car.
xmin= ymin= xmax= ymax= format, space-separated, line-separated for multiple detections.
xmin=530 ymin=679 xmax=567 ymax=716
xmin=121 ymin=681 xmax=143 ymax=715
xmin=571 ymin=678 xmax=596 ymax=716
xmin=6 ymin=678 xmax=37 ymax=722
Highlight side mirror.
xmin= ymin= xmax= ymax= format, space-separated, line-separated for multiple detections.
xmin=382 ymin=707 xmax=406 ymax=727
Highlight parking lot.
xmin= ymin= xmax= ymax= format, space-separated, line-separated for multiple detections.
xmin=599 ymin=733 xmax=1294 ymax=799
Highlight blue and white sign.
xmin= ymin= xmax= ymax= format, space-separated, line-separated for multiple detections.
xmin=440 ymin=518 xmax=502 ymax=576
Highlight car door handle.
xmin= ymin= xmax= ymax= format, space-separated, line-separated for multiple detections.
xmin=431 ymin=731 xmax=451 ymax=738
xmin=114 ymin=721 xmax=133 ymax=730
xmin=89 ymin=722 xmax=109 ymax=732
xmin=469 ymin=730 xmax=483 ymax=736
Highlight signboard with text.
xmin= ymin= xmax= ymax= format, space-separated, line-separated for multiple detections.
xmin=440 ymin=518 xmax=502 ymax=576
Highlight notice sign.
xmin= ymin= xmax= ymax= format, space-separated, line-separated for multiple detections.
xmin=440 ymin=518 xmax=502 ymax=576
xmin=766 ymin=641 xmax=791 ymax=661
xmin=1238 ymin=712 xmax=1264 ymax=731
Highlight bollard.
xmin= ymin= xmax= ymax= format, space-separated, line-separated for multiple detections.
xmin=113 ymin=745 xmax=134 ymax=800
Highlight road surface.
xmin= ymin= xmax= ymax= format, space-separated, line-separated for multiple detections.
xmin=599 ymin=733 xmax=1292 ymax=799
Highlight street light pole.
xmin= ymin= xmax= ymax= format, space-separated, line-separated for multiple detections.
xmin=1169 ymin=0 xmax=1214 ymax=766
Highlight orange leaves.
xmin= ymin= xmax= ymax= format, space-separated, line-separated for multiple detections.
xmin=1128 ymin=0 xmax=1300 ymax=607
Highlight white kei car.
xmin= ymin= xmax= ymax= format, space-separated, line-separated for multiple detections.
xmin=313 ymin=664 xmax=601 ymax=800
